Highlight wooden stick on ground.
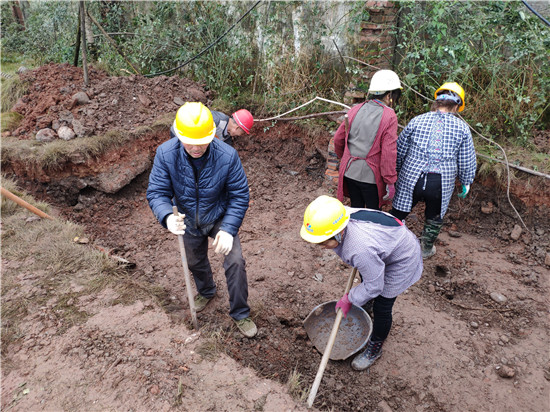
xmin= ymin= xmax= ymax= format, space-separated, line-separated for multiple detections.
xmin=1 ymin=187 xmax=53 ymax=220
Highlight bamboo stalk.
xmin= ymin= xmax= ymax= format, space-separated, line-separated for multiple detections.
xmin=86 ymin=9 xmax=140 ymax=75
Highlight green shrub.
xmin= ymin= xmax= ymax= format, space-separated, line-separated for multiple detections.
xmin=395 ymin=0 xmax=550 ymax=143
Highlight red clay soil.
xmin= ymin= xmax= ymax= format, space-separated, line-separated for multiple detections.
xmin=2 ymin=64 xmax=549 ymax=411
xmin=9 ymin=62 xmax=210 ymax=139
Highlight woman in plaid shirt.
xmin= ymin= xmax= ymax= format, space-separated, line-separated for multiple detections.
xmin=391 ymin=82 xmax=477 ymax=259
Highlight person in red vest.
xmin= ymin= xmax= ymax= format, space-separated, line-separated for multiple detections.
xmin=334 ymin=70 xmax=402 ymax=210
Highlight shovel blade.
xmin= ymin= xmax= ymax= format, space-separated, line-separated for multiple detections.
xmin=303 ymin=300 xmax=372 ymax=360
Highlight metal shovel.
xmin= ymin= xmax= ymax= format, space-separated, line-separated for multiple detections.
xmin=172 ymin=206 xmax=198 ymax=330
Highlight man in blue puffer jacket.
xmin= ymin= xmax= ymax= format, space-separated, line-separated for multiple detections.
xmin=147 ymin=102 xmax=257 ymax=338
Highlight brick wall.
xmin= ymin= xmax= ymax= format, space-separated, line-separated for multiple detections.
xmin=344 ymin=0 xmax=398 ymax=105
xmin=328 ymin=1 xmax=398 ymax=187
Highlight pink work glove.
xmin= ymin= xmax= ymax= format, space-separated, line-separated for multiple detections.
xmin=383 ymin=184 xmax=395 ymax=201
xmin=335 ymin=293 xmax=352 ymax=318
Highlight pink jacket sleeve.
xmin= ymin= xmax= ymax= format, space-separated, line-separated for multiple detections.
xmin=379 ymin=111 xmax=398 ymax=185
xmin=334 ymin=120 xmax=347 ymax=159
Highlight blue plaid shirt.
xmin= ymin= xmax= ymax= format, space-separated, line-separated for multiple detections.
xmin=393 ymin=111 xmax=476 ymax=217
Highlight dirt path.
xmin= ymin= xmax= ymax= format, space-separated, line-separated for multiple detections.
xmin=3 ymin=123 xmax=548 ymax=411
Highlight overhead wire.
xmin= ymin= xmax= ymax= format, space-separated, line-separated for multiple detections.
xmin=145 ymin=0 xmax=262 ymax=77
xmin=521 ymin=0 xmax=550 ymax=27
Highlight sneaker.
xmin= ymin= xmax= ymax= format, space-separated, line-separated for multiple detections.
xmin=351 ymin=340 xmax=383 ymax=371
xmin=194 ymin=294 xmax=212 ymax=312
xmin=233 ymin=317 xmax=257 ymax=338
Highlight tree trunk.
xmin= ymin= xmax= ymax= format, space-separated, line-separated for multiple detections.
xmin=80 ymin=1 xmax=89 ymax=86
xmin=73 ymin=5 xmax=81 ymax=67
xmin=11 ymin=2 xmax=25 ymax=30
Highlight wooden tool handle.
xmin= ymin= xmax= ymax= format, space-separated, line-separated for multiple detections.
xmin=1 ymin=187 xmax=53 ymax=220
xmin=172 ymin=205 xmax=199 ymax=330
xmin=307 ymin=267 xmax=358 ymax=407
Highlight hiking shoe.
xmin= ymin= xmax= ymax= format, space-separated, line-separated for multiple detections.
xmin=194 ymin=294 xmax=212 ymax=312
xmin=233 ymin=317 xmax=257 ymax=338
xmin=351 ymin=340 xmax=383 ymax=371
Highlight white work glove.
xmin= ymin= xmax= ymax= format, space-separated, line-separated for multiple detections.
xmin=213 ymin=230 xmax=233 ymax=256
xmin=166 ymin=213 xmax=186 ymax=235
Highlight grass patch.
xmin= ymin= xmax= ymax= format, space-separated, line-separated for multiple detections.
xmin=287 ymin=367 xmax=307 ymax=402
xmin=1 ymin=75 xmax=28 ymax=112
xmin=1 ymin=111 xmax=23 ymax=132
xmin=475 ymin=140 xmax=550 ymax=187
xmin=195 ymin=328 xmax=230 ymax=361
xmin=0 ymin=177 xmax=171 ymax=356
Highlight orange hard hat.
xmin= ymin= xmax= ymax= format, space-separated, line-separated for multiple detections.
xmin=232 ymin=109 xmax=254 ymax=134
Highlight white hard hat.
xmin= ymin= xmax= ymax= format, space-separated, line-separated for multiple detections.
xmin=368 ymin=70 xmax=402 ymax=95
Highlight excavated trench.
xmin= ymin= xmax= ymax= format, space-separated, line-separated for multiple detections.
xmin=3 ymin=64 xmax=549 ymax=411
xmin=9 ymin=122 xmax=548 ymax=411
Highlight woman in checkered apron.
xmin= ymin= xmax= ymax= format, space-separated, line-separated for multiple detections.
xmin=390 ymin=82 xmax=477 ymax=259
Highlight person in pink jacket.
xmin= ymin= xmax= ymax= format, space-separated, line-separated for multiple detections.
xmin=334 ymin=70 xmax=402 ymax=210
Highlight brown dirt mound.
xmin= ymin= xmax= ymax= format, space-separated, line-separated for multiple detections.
xmin=10 ymin=63 xmax=211 ymax=139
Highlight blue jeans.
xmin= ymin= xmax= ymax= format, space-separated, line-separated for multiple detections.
xmin=183 ymin=220 xmax=250 ymax=320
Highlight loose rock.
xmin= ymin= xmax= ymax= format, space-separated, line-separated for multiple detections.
xmin=495 ymin=365 xmax=515 ymax=378
xmin=58 ymin=126 xmax=76 ymax=141
xmin=481 ymin=202 xmax=494 ymax=214
xmin=71 ymin=91 xmax=90 ymax=106
xmin=510 ymin=225 xmax=522 ymax=240
xmin=489 ymin=292 xmax=507 ymax=303
xmin=35 ymin=128 xmax=57 ymax=142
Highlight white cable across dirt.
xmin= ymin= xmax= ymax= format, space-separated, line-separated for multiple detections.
xmin=257 ymin=96 xmax=350 ymax=122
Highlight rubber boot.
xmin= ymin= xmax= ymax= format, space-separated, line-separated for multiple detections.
xmin=351 ymin=339 xmax=383 ymax=371
xmin=421 ymin=219 xmax=443 ymax=259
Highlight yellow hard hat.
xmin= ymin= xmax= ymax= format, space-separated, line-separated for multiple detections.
xmin=300 ymin=195 xmax=350 ymax=243
xmin=434 ymin=82 xmax=465 ymax=112
xmin=173 ymin=102 xmax=216 ymax=145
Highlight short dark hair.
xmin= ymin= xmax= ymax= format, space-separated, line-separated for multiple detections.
xmin=431 ymin=99 xmax=459 ymax=112
xmin=368 ymin=89 xmax=402 ymax=106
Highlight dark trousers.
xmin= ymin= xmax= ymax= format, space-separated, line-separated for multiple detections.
xmin=391 ymin=173 xmax=442 ymax=222
xmin=369 ymin=295 xmax=397 ymax=342
xmin=183 ymin=220 xmax=250 ymax=320
xmin=345 ymin=176 xmax=380 ymax=210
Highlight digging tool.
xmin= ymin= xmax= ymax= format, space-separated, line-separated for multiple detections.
xmin=172 ymin=206 xmax=198 ymax=330
xmin=307 ymin=267 xmax=358 ymax=408
xmin=1 ymin=187 xmax=54 ymax=220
